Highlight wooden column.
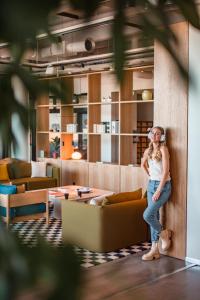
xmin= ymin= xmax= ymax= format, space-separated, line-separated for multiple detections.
xmin=154 ymin=22 xmax=188 ymax=259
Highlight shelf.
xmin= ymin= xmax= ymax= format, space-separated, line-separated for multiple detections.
xmin=61 ymin=132 xmax=87 ymax=135
xmin=36 ymin=68 xmax=154 ymax=166
xmin=37 ymin=131 xmax=49 ymax=134
xmin=89 ymin=101 xmax=119 ymax=105
xmin=36 ymin=104 xmax=53 ymax=108
xmin=120 ymin=133 xmax=148 ymax=136
xmin=61 ymin=103 xmax=88 ymax=107
xmin=120 ymin=100 xmax=154 ymax=103
xmin=88 ymin=132 xmax=119 ymax=136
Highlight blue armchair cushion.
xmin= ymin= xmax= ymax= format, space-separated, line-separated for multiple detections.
xmin=0 ymin=204 xmax=46 ymax=218
xmin=0 ymin=184 xmax=46 ymax=218
xmin=0 ymin=184 xmax=17 ymax=194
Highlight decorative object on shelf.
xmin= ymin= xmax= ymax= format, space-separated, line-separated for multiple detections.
xmin=50 ymin=136 xmax=60 ymax=159
xmin=102 ymin=121 xmax=110 ymax=133
xmin=72 ymin=94 xmax=79 ymax=104
xmin=132 ymin=136 xmax=140 ymax=144
xmin=39 ymin=150 xmax=45 ymax=158
xmin=93 ymin=124 xmax=97 ymax=133
xmin=142 ymin=90 xmax=153 ymax=101
xmin=102 ymin=96 xmax=112 ymax=102
xmin=71 ymin=148 xmax=82 ymax=160
xmin=66 ymin=124 xmax=78 ymax=133
xmin=111 ymin=120 xmax=119 ymax=133
xmin=136 ymin=120 xmax=153 ymax=164
xmin=49 ymin=107 xmax=60 ymax=132
xmin=50 ymin=123 xmax=60 ymax=132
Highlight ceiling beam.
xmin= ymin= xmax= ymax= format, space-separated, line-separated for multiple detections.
xmin=57 ymin=12 xmax=79 ymax=19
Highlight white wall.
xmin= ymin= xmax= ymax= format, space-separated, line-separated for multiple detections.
xmin=101 ymin=73 xmax=119 ymax=162
xmin=187 ymin=25 xmax=200 ymax=263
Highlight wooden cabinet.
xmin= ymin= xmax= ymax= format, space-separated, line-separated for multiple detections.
xmin=88 ymin=163 xmax=120 ymax=193
xmin=61 ymin=160 xmax=89 ymax=186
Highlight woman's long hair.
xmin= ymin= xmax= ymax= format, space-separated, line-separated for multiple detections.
xmin=147 ymin=126 xmax=165 ymax=161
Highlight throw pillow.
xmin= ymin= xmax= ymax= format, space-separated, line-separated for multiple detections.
xmin=31 ymin=161 xmax=47 ymax=178
xmin=2 ymin=158 xmax=29 ymax=179
xmin=11 ymin=162 xmax=32 ymax=179
xmin=46 ymin=165 xmax=53 ymax=178
xmin=0 ymin=184 xmax=17 ymax=194
xmin=89 ymin=193 xmax=114 ymax=205
xmin=0 ymin=164 xmax=10 ymax=181
xmin=102 ymin=188 xmax=142 ymax=205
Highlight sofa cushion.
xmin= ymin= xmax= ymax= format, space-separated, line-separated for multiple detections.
xmin=46 ymin=165 xmax=53 ymax=177
xmin=31 ymin=161 xmax=46 ymax=177
xmin=0 ymin=184 xmax=17 ymax=194
xmin=102 ymin=188 xmax=143 ymax=205
xmin=10 ymin=177 xmax=57 ymax=190
xmin=0 ymin=158 xmax=25 ymax=179
xmin=10 ymin=162 xmax=32 ymax=179
xmin=0 ymin=164 xmax=10 ymax=181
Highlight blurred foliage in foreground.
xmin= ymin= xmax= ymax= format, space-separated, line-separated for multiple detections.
xmin=0 ymin=1 xmax=199 ymax=299
xmin=0 ymin=224 xmax=81 ymax=300
xmin=0 ymin=0 xmax=199 ymax=150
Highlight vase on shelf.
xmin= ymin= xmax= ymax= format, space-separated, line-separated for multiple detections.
xmin=142 ymin=90 xmax=153 ymax=101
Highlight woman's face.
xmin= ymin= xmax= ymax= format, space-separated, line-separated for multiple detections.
xmin=150 ymin=128 xmax=162 ymax=143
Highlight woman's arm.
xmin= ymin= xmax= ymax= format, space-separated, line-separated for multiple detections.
xmin=141 ymin=149 xmax=150 ymax=176
xmin=152 ymin=145 xmax=170 ymax=201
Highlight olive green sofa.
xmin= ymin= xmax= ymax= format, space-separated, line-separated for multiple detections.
xmin=62 ymin=197 xmax=149 ymax=252
xmin=0 ymin=158 xmax=59 ymax=190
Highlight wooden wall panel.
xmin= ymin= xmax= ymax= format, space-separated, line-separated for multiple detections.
xmin=37 ymin=158 xmax=62 ymax=186
xmin=120 ymin=70 xmax=133 ymax=101
xmin=61 ymin=160 xmax=89 ymax=186
xmin=120 ymin=166 xmax=148 ymax=194
xmin=88 ymin=74 xmax=101 ymax=102
xmin=120 ymin=136 xmax=137 ymax=165
xmin=36 ymin=107 xmax=49 ymax=131
xmin=36 ymin=133 xmax=49 ymax=158
xmin=154 ymin=22 xmax=188 ymax=259
xmin=61 ymin=106 xmax=73 ymax=132
xmin=89 ymin=163 xmax=120 ymax=193
xmin=88 ymin=135 xmax=101 ymax=163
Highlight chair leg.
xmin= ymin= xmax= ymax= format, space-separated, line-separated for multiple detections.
xmin=46 ymin=199 xmax=49 ymax=225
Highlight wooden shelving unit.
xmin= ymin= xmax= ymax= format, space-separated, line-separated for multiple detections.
xmin=36 ymin=66 xmax=154 ymax=166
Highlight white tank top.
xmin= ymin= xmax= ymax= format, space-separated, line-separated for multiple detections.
xmin=148 ymin=158 xmax=171 ymax=181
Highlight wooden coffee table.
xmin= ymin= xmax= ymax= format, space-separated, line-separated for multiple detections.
xmin=48 ymin=185 xmax=111 ymax=219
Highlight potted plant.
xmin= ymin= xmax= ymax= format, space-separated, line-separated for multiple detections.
xmin=50 ymin=136 xmax=60 ymax=158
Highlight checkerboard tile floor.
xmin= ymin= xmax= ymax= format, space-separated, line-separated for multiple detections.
xmin=10 ymin=216 xmax=151 ymax=268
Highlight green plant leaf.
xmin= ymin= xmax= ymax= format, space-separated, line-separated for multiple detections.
xmin=68 ymin=0 xmax=100 ymax=19
xmin=173 ymin=0 xmax=200 ymax=29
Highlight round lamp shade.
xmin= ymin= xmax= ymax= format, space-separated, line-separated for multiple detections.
xmin=72 ymin=151 xmax=82 ymax=160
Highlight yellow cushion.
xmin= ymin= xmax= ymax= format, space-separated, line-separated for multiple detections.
xmin=0 ymin=164 xmax=10 ymax=181
xmin=103 ymin=188 xmax=143 ymax=205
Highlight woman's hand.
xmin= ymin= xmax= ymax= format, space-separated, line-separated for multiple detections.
xmin=152 ymin=190 xmax=161 ymax=202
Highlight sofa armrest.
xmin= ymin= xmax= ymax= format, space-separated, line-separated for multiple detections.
xmin=16 ymin=184 xmax=26 ymax=193
xmin=52 ymin=166 xmax=60 ymax=186
xmin=46 ymin=165 xmax=60 ymax=187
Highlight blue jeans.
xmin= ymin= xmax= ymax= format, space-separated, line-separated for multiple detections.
xmin=143 ymin=180 xmax=172 ymax=242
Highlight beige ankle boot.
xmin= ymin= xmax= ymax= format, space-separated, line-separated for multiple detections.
xmin=142 ymin=242 xmax=160 ymax=261
xmin=159 ymin=229 xmax=172 ymax=251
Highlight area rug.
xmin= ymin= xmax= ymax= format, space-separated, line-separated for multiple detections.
xmin=10 ymin=216 xmax=151 ymax=268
